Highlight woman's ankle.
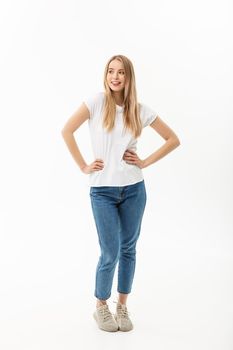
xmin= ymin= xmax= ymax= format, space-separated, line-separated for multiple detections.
xmin=96 ymin=299 xmax=107 ymax=308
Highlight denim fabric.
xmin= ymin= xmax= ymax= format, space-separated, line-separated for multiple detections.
xmin=89 ymin=179 xmax=147 ymax=300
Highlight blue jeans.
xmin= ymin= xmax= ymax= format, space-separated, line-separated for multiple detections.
xmin=89 ymin=179 xmax=147 ymax=300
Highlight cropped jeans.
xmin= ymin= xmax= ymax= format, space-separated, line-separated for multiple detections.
xmin=89 ymin=179 xmax=147 ymax=300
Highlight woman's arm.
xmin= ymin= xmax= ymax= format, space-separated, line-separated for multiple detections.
xmin=61 ymin=103 xmax=104 ymax=173
xmin=61 ymin=103 xmax=90 ymax=170
xmin=143 ymin=116 xmax=180 ymax=168
xmin=123 ymin=116 xmax=181 ymax=168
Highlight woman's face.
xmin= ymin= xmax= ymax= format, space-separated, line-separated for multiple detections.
xmin=106 ymin=59 xmax=126 ymax=92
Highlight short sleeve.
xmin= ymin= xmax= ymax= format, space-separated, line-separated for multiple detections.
xmin=83 ymin=92 xmax=103 ymax=119
xmin=139 ymin=103 xmax=159 ymax=128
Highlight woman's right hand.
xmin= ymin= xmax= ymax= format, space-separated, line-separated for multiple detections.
xmin=81 ymin=159 xmax=104 ymax=174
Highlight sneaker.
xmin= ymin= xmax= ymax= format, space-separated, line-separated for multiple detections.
xmin=93 ymin=304 xmax=119 ymax=332
xmin=114 ymin=301 xmax=134 ymax=331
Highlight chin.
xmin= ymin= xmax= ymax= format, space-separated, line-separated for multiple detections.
xmin=110 ymin=86 xmax=124 ymax=92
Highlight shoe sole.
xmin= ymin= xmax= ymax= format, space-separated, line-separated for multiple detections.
xmin=93 ymin=312 xmax=119 ymax=332
xmin=114 ymin=315 xmax=134 ymax=332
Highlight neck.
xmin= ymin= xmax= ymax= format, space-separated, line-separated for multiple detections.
xmin=112 ymin=91 xmax=124 ymax=106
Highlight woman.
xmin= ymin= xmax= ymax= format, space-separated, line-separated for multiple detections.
xmin=61 ymin=54 xmax=180 ymax=332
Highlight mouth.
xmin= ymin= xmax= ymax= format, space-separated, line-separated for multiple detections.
xmin=111 ymin=81 xmax=121 ymax=86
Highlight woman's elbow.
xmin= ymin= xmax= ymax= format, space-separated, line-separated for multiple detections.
xmin=61 ymin=128 xmax=72 ymax=137
xmin=175 ymin=137 xmax=181 ymax=146
xmin=171 ymin=135 xmax=181 ymax=148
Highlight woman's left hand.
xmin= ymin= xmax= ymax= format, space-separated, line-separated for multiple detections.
xmin=123 ymin=149 xmax=146 ymax=169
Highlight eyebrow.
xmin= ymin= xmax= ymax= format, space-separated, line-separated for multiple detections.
xmin=108 ymin=68 xmax=125 ymax=71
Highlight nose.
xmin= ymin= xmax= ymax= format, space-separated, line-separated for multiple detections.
xmin=113 ymin=72 xmax=119 ymax=79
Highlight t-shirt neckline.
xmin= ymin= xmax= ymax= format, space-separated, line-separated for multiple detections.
xmin=116 ymin=104 xmax=124 ymax=111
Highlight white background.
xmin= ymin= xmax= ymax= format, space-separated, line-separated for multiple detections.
xmin=0 ymin=0 xmax=232 ymax=349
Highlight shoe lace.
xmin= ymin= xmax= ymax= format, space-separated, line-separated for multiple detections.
xmin=99 ymin=305 xmax=113 ymax=321
xmin=113 ymin=300 xmax=131 ymax=319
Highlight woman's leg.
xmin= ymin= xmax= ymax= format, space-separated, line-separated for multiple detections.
xmin=117 ymin=180 xmax=147 ymax=302
xmin=89 ymin=186 xmax=121 ymax=305
xmin=118 ymin=292 xmax=128 ymax=305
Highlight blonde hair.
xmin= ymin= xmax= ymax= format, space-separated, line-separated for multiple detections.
xmin=102 ymin=54 xmax=142 ymax=139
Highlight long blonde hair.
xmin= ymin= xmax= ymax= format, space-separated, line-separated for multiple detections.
xmin=102 ymin=55 xmax=142 ymax=139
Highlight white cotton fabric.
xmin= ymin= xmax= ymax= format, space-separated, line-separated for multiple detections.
xmin=83 ymin=91 xmax=158 ymax=187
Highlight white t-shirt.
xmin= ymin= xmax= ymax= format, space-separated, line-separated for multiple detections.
xmin=83 ymin=91 xmax=158 ymax=187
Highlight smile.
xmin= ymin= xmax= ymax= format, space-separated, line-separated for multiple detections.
xmin=111 ymin=81 xmax=121 ymax=85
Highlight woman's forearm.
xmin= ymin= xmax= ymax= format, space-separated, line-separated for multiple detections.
xmin=61 ymin=131 xmax=87 ymax=170
xmin=143 ymin=137 xmax=180 ymax=168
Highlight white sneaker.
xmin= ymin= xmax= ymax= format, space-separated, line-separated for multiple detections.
xmin=114 ymin=301 xmax=134 ymax=332
xmin=93 ymin=304 xmax=119 ymax=332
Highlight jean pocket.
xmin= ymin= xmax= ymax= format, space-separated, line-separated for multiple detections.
xmin=89 ymin=186 xmax=105 ymax=196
